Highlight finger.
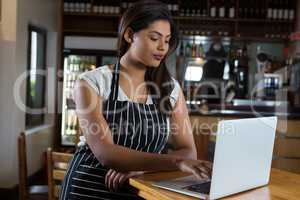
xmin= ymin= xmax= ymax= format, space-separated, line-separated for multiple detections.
xmin=198 ymin=162 xmax=212 ymax=175
xmin=194 ymin=165 xmax=210 ymax=179
xmin=203 ymin=161 xmax=213 ymax=170
xmin=118 ymin=173 xmax=128 ymax=187
xmin=203 ymin=163 xmax=213 ymax=177
xmin=191 ymin=166 xmax=204 ymax=180
xmin=105 ymin=169 xmax=113 ymax=188
xmin=112 ymin=173 xmax=123 ymax=192
xmin=197 ymin=166 xmax=210 ymax=178
xmin=108 ymin=171 xmax=117 ymax=191
xmin=198 ymin=166 xmax=210 ymax=175
xmin=200 ymin=171 xmax=209 ymax=179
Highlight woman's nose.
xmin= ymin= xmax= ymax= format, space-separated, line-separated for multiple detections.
xmin=157 ymin=40 xmax=166 ymax=51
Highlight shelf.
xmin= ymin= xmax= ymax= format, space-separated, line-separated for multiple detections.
xmin=179 ymin=35 xmax=289 ymax=43
xmin=62 ymin=12 xmax=295 ymax=41
xmin=173 ymin=16 xmax=237 ymax=22
xmin=237 ymin=18 xmax=295 ymax=23
xmin=64 ymin=12 xmax=121 ymax=18
xmin=63 ymin=29 xmax=118 ymax=37
xmin=233 ymin=36 xmax=290 ymax=43
xmin=63 ymin=12 xmax=294 ymax=24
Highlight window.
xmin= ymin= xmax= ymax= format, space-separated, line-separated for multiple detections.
xmin=25 ymin=25 xmax=47 ymax=128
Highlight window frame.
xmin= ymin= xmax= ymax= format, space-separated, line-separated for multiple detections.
xmin=25 ymin=24 xmax=47 ymax=128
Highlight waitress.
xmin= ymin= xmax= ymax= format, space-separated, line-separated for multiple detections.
xmin=59 ymin=1 xmax=212 ymax=200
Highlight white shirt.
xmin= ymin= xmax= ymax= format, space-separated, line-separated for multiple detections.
xmin=78 ymin=65 xmax=181 ymax=107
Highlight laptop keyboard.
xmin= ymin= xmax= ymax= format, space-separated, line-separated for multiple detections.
xmin=184 ymin=182 xmax=211 ymax=194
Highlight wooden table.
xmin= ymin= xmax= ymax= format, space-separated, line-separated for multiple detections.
xmin=129 ymin=168 xmax=300 ymax=200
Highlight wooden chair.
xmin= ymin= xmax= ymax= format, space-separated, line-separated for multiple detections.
xmin=18 ymin=132 xmax=48 ymax=200
xmin=47 ymin=148 xmax=73 ymax=200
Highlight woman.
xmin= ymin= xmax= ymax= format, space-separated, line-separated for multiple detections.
xmin=59 ymin=1 xmax=212 ymax=199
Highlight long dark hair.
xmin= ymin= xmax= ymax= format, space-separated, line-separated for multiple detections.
xmin=117 ymin=0 xmax=178 ymax=115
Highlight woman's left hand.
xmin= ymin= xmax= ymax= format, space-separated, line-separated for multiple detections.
xmin=105 ymin=169 xmax=144 ymax=192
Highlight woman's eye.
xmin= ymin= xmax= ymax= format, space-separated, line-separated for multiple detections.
xmin=150 ymin=38 xmax=159 ymax=41
xmin=165 ymin=40 xmax=170 ymax=44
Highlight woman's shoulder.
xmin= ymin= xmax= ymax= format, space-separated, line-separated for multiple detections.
xmin=77 ymin=65 xmax=113 ymax=97
xmin=79 ymin=64 xmax=112 ymax=79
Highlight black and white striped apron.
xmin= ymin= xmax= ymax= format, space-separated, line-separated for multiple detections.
xmin=59 ymin=62 xmax=170 ymax=200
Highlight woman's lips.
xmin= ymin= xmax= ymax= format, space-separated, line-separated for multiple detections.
xmin=153 ymin=54 xmax=164 ymax=61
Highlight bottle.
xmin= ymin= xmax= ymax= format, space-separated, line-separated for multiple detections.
xmin=185 ymin=0 xmax=191 ymax=16
xmin=197 ymin=43 xmax=205 ymax=58
xmin=229 ymin=0 xmax=235 ymax=18
xmin=93 ymin=0 xmax=98 ymax=13
xmin=68 ymin=74 xmax=72 ymax=89
xmin=65 ymin=110 xmax=69 ymax=135
xmin=65 ymin=74 xmax=70 ymax=89
xmin=111 ymin=0 xmax=118 ymax=14
xmin=238 ymin=0 xmax=244 ymax=18
xmin=166 ymin=0 xmax=173 ymax=14
xmin=196 ymin=1 xmax=201 ymax=16
xmin=99 ymin=0 xmax=104 ymax=14
xmin=69 ymin=56 xmax=74 ymax=71
xmin=75 ymin=0 xmax=81 ymax=12
xmin=128 ymin=0 xmax=134 ymax=9
xmin=179 ymin=0 xmax=184 ymax=16
xmin=64 ymin=0 xmax=69 ymax=12
xmin=283 ymin=0 xmax=289 ymax=20
xmin=121 ymin=0 xmax=128 ymax=13
xmin=255 ymin=0 xmax=261 ymax=18
xmin=69 ymin=0 xmax=75 ymax=12
xmin=289 ymin=0 xmax=295 ymax=21
xmin=86 ymin=0 xmax=92 ymax=13
xmin=108 ymin=1 xmax=114 ymax=14
xmin=78 ymin=56 xmax=83 ymax=72
xmin=103 ymin=0 xmax=109 ymax=14
xmin=272 ymin=0 xmax=278 ymax=20
xmin=185 ymin=42 xmax=192 ymax=57
xmin=179 ymin=40 xmax=185 ymax=56
xmin=69 ymin=114 xmax=74 ymax=135
xmin=278 ymin=0 xmax=283 ymax=19
xmin=191 ymin=1 xmax=196 ymax=17
xmin=219 ymin=0 xmax=225 ymax=18
xmin=210 ymin=0 xmax=217 ymax=18
xmin=244 ymin=0 xmax=254 ymax=19
xmin=251 ymin=0 xmax=255 ymax=18
xmin=73 ymin=57 xmax=78 ymax=72
xmin=267 ymin=0 xmax=273 ymax=19
xmin=191 ymin=42 xmax=197 ymax=57
xmin=173 ymin=1 xmax=179 ymax=16
xmin=202 ymin=0 xmax=208 ymax=17
xmin=243 ymin=0 xmax=248 ymax=18
xmin=79 ymin=0 xmax=85 ymax=12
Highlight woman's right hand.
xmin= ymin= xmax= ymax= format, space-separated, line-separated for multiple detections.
xmin=176 ymin=159 xmax=213 ymax=180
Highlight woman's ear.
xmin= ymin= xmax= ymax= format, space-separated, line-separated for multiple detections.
xmin=124 ymin=27 xmax=134 ymax=43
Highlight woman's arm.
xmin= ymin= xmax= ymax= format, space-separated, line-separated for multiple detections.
xmin=74 ymin=80 xmax=183 ymax=172
xmin=167 ymin=88 xmax=198 ymax=160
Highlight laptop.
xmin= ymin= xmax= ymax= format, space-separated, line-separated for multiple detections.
xmin=152 ymin=117 xmax=277 ymax=199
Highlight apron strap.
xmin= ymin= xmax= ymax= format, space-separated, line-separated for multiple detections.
xmin=109 ymin=61 xmax=120 ymax=101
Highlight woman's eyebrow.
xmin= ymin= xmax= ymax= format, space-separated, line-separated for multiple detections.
xmin=149 ymin=31 xmax=171 ymax=38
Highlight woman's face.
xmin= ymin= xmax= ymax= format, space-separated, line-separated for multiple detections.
xmin=128 ymin=19 xmax=171 ymax=67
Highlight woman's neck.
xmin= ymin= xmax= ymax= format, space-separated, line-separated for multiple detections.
xmin=120 ymin=52 xmax=146 ymax=84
